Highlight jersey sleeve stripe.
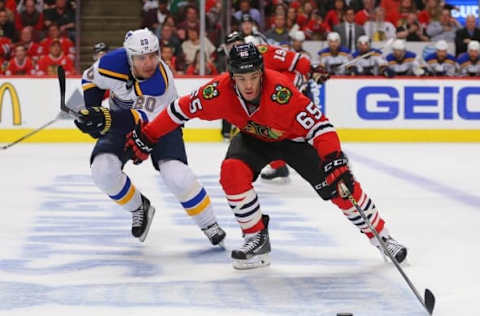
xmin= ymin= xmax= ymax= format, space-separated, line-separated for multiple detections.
xmin=289 ymin=53 xmax=301 ymax=72
xmin=134 ymin=82 xmax=143 ymax=96
xmin=306 ymin=120 xmax=335 ymax=143
xmin=167 ymin=100 xmax=189 ymax=124
xmin=137 ymin=109 xmax=149 ymax=122
xmin=130 ymin=110 xmax=141 ymax=124
xmin=98 ymin=67 xmax=129 ymax=81
xmin=82 ymin=83 xmax=97 ymax=91
xmin=158 ymin=62 xmax=169 ymax=88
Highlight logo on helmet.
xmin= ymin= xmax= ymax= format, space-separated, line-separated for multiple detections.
xmin=271 ymin=85 xmax=292 ymax=105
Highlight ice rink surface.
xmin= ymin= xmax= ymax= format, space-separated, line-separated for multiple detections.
xmin=0 ymin=142 xmax=478 ymax=316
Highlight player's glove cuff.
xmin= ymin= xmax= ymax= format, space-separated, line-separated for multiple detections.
xmin=317 ymin=151 xmax=355 ymax=200
xmin=125 ymin=123 xmax=157 ymax=165
xmin=74 ymin=106 xmax=112 ymax=138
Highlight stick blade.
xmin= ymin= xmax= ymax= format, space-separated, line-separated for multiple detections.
xmin=424 ymin=288 xmax=435 ymax=315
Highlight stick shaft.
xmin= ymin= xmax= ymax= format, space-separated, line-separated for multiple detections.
xmin=1 ymin=116 xmax=60 ymax=150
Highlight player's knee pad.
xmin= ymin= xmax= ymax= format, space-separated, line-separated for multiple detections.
xmin=220 ymin=158 xmax=253 ymax=194
xmin=158 ymin=159 xmax=196 ymax=197
xmin=90 ymin=153 xmax=124 ymax=192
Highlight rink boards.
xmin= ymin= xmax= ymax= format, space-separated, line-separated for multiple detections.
xmin=0 ymin=75 xmax=479 ymax=142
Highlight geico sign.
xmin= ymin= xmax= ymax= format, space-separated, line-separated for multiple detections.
xmin=0 ymin=82 xmax=21 ymax=125
xmin=357 ymin=86 xmax=480 ymax=120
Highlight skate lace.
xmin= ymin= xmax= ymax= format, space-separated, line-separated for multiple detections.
xmin=132 ymin=210 xmax=144 ymax=228
xmin=383 ymin=237 xmax=403 ymax=256
xmin=240 ymin=233 xmax=262 ymax=253
xmin=202 ymin=223 xmax=221 ymax=239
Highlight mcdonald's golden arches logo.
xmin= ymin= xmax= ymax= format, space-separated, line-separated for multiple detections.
xmin=0 ymin=82 xmax=21 ymax=125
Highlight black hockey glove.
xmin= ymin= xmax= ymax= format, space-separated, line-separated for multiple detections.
xmin=318 ymin=151 xmax=355 ymax=200
xmin=74 ymin=106 xmax=112 ymax=138
xmin=125 ymin=123 xmax=156 ymax=165
xmin=311 ymin=65 xmax=330 ymax=84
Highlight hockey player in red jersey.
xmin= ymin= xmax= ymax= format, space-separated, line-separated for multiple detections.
xmin=123 ymin=43 xmax=408 ymax=269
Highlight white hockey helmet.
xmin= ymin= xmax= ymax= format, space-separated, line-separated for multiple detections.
xmin=435 ymin=40 xmax=448 ymax=51
xmin=392 ymin=39 xmax=406 ymax=51
xmin=123 ymin=28 xmax=160 ymax=64
xmin=468 ymin=40 xmax=480 ymax=51
xmin=357 ymin=35 xmax=370 ymax=45
xmin=327 ymin=32 xmax=340 ymax=42
xmin=243 ymin=35 xmax=262 ymax=46
xmin=291 ymin=30 xmax=306 ymax=42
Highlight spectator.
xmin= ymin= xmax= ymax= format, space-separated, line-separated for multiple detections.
xmin=291 ymin=4 xmax=307 ymax=29
xmin=185 ymin=49 xmax=218 ymax=75
xmin=0 ymin=35 xmax=11 ymax=63
xmin=265 ymin=13 xmax=290 ymax=45
xmin=0 ymin=0 xmax=15 ymax=21
xmin=380 ymin=0 xmax=400 ymax=25
xmin=17 ymin=26 xmax=44 ymax=61
xmin=318 ymin=31 xmax=352 ymax=75
xmin=240 ymin=14 xmax=267 ymax=44
xmin=181 ymin=27 xmax=215 ymax=66
xmin=286 ymin=6 xmax=301 ymax=37
xmin=290 ymin=30 xmax=310 ymax=58
xmin=323 ymin=0 xmax=345 ymax=32
xmin=15 ymin=0 xmax=44 ymax=32
xmin=387 ymin=0 xmax=416 ymax=27
xmin=40 ymin=23 xmax=75 ymax=61
xmin=424 ymin=40 xmax=457 ymax=76
xmin=44 ymin=0 xmax=75 ymax=40
xmin=396 ymin=12 xmax=429 ymax=41
xmin=303 ymin=9 xmax=327 ymax=40
xmin=17 ymin=0 xmax=47 ymax=13
xmin=206 ymin=0 xmax=223 ymax=46
xmin=457 ymin=40 xmax=480 ymax=76
xmin=334 ymin=6 xmax=365 ymax=52
xmin=5 ymin=45 xmax=35 ymax=75
xmin=266 ymin=4 xmax=287 ymax=31
xmin=234 ymin=0 xmax=262 ymax=30
xmin=0 ymin=8 xmax=16 ymax=40
xmin=351 ymin=35 xmax=389 ymax=76
xmin=176 ymin=5 xmax=199 ymax=41
xmin=36 ymin=38 xmax=74 ymax=75
xmin=417 ymin=0 xmax=441 ymax=27
xmin=385 ymin=39 xmax=421 ymax=76
xmin=364 ymin=7 xmax=396 ymax=42
xmin=141 ymin=0 xmax=169 ymax=31
xmin=161 ymin=44 xmax=182 ymax=75
xmin=455 ymin=15 xmax=480 ymax=56
xmin=426 ymin=8 xmax=459 ymax=42
xmin=354 ymin=0 xmax=375 ymax=26
xmin=297 ymin=1 xmax=313 ymax=27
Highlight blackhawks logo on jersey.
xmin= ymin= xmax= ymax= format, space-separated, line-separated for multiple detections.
xmin=202 ymin=82 xmax=219 ymax=99
xmin=243 ymin=121 xmax=284 ymax=140
xmin=271 ymin=85 xmax=292 ymax=105
xmin=257 ymin=44 xmax=268 ymax=54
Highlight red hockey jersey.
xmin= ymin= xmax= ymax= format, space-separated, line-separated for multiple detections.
xmin=5 ymin=56 xmax=35 ymax=75
xmin=144 ymin=69 xmax=340 ymax=159
xmin=40 ymin=37 xmax=75 ymax=61
xmin=36 ymin=53 xmax=75 ymax=75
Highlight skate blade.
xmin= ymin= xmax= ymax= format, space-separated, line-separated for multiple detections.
xmin=232 ymin=253 xmax=270 ymax=270
xmin=138 ymin=206 xmax=156 ymax=242
xmin=260 ymin=177 xmax=290 ymax=184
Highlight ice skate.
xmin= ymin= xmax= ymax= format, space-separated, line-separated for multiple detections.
xmin=260 ymin=165 xmax=290 ymax=183
xmin=202 ymin=222 xmax=226 ymax=246
xmin=131 ymin=195 xmax=156 ymax=242
xmin=232 ymin=215 xmax=271 ymax=270
xmin=370 ymin=233 xmax=407 ymax=263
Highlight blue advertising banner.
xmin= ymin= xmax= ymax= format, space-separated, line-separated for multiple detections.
xmin=446 ymin=0 xmax=479 ymax=26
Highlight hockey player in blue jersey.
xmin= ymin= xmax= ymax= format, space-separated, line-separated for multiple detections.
xmin=385 ymin=39 xmax=423 ymax=76
xmin=351 ymin=35 xmax=389 ymax=76
xmin=424 ymin=40 xmax=458 ymax=76
xmin=457 ymin=40 xmax=480 ymax=76
xmin=74 ymin=28 xmax=226 ymax=245
xmin=318 ymin=32 xmax=353 ymax=75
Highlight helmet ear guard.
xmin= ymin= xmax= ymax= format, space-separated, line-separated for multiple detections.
xmin=228 ymin=43 xmax=264 ymax=77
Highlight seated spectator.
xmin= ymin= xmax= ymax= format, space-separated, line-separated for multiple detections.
xmin=181 ymin=27 xmax=215 ymax=66
xmin=240 ymin=14 xmax=267 ymax=44
xmin=17 ymin=26 xmax=44 ymax=62
xmin=426 ymin=8 xmax=459 ymax=42
xmin=265 ymin=13 xmax=290 ymax=45
xmin=380 ymin=0 xmax=400 ymax=25
xmin=303 ymin=9 xmax=327 ymax=40
xmin=234 ymin=0 xmax=262 ymax=30
xmin=5 ymin=45 xmax=35 ymax=75
xmin=323 ymin=0 xmax=345 ymax=32
xmin=354 ymin=0 xmax=375 ymax=26
xmin=387 ymin=0 xmax=416 ymax=27
xmin=417 ymin=0 xmax=441 ymax=28
xmin=364 ymin=7 xmax=396 ymax=42
xmin=286 ymin=6 xmax=301 ymax=37
xmin=455 ymin=15 xmax=480 ymax=56
xmin=161 ymin=44 xmax=182 ymax=75
xmin=44 ymin=0 xmax=75 ymax=40
xmin=266 ymin=4 xmax=287 ymax=31
xmin=36 ymin=38 xmax=74 ymax=75
xmin=40 ymin=23 xmax=75 ymax=61
xmin=457 ymin=40 xmax=480 ymax=76
xmin=424 ymin=40 xmax=457 ymax=76
xmin=15 ymin=0 xmax=44 ymax=32
xmin=0 ymin=35 xmax=11 ymax=62
xmin=318 ymin=32 xmax=352 ymax=75
xmin=385 ymin=39 xmax=421 ymax=76
xmin=351 ymin=35 xmax=388 ymax=76
xmin=176 ymin=5 xmax=199 ymax=41
xmin=206 ymin=0 xmax=223 ymax=46
xmin=290 ymin=30 xmax=310 ymax=58
xmin=17 ymin=0 xmax=44 ymax=13
xmin=0 ymin=8 xmax=16 ymax=41
xmin=289 ymin=5 xmax=306 ymax=29
xmin=0 ymin=0 xmax=15 ymax=21
xmin=185 ymin=49 xmax=218 ymax=75
xmin=396 ymin=12 xmax=429 ymax=41
xmin=141 ymin=0 xmax=169 ymax=31
xmin=334 ymin=6 xmax=365 ymax=52
xmin=297 ymin=1 xmax=313 ymax=28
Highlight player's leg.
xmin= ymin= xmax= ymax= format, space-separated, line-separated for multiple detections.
xmin=151 ymin=127 xmax=226 ymax=246
xmin=90 ymin=132 xmax=155 ymax=242
xmin=220 ymin=133 xmax=277 ymax=269
xmin=283 ymin=141 xmax=407 ymax=263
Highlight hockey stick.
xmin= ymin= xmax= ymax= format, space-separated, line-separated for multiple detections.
xmin=1 ymin=67 xmax=77 ymax=150
xmin=342 ymin=38 xmax=394 ymax=68
xmin=337 ymin=182 xmax=435 ymax=315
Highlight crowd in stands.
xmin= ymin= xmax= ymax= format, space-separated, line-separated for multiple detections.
xmin=0 ymin=0 xmax=76 ymax=75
